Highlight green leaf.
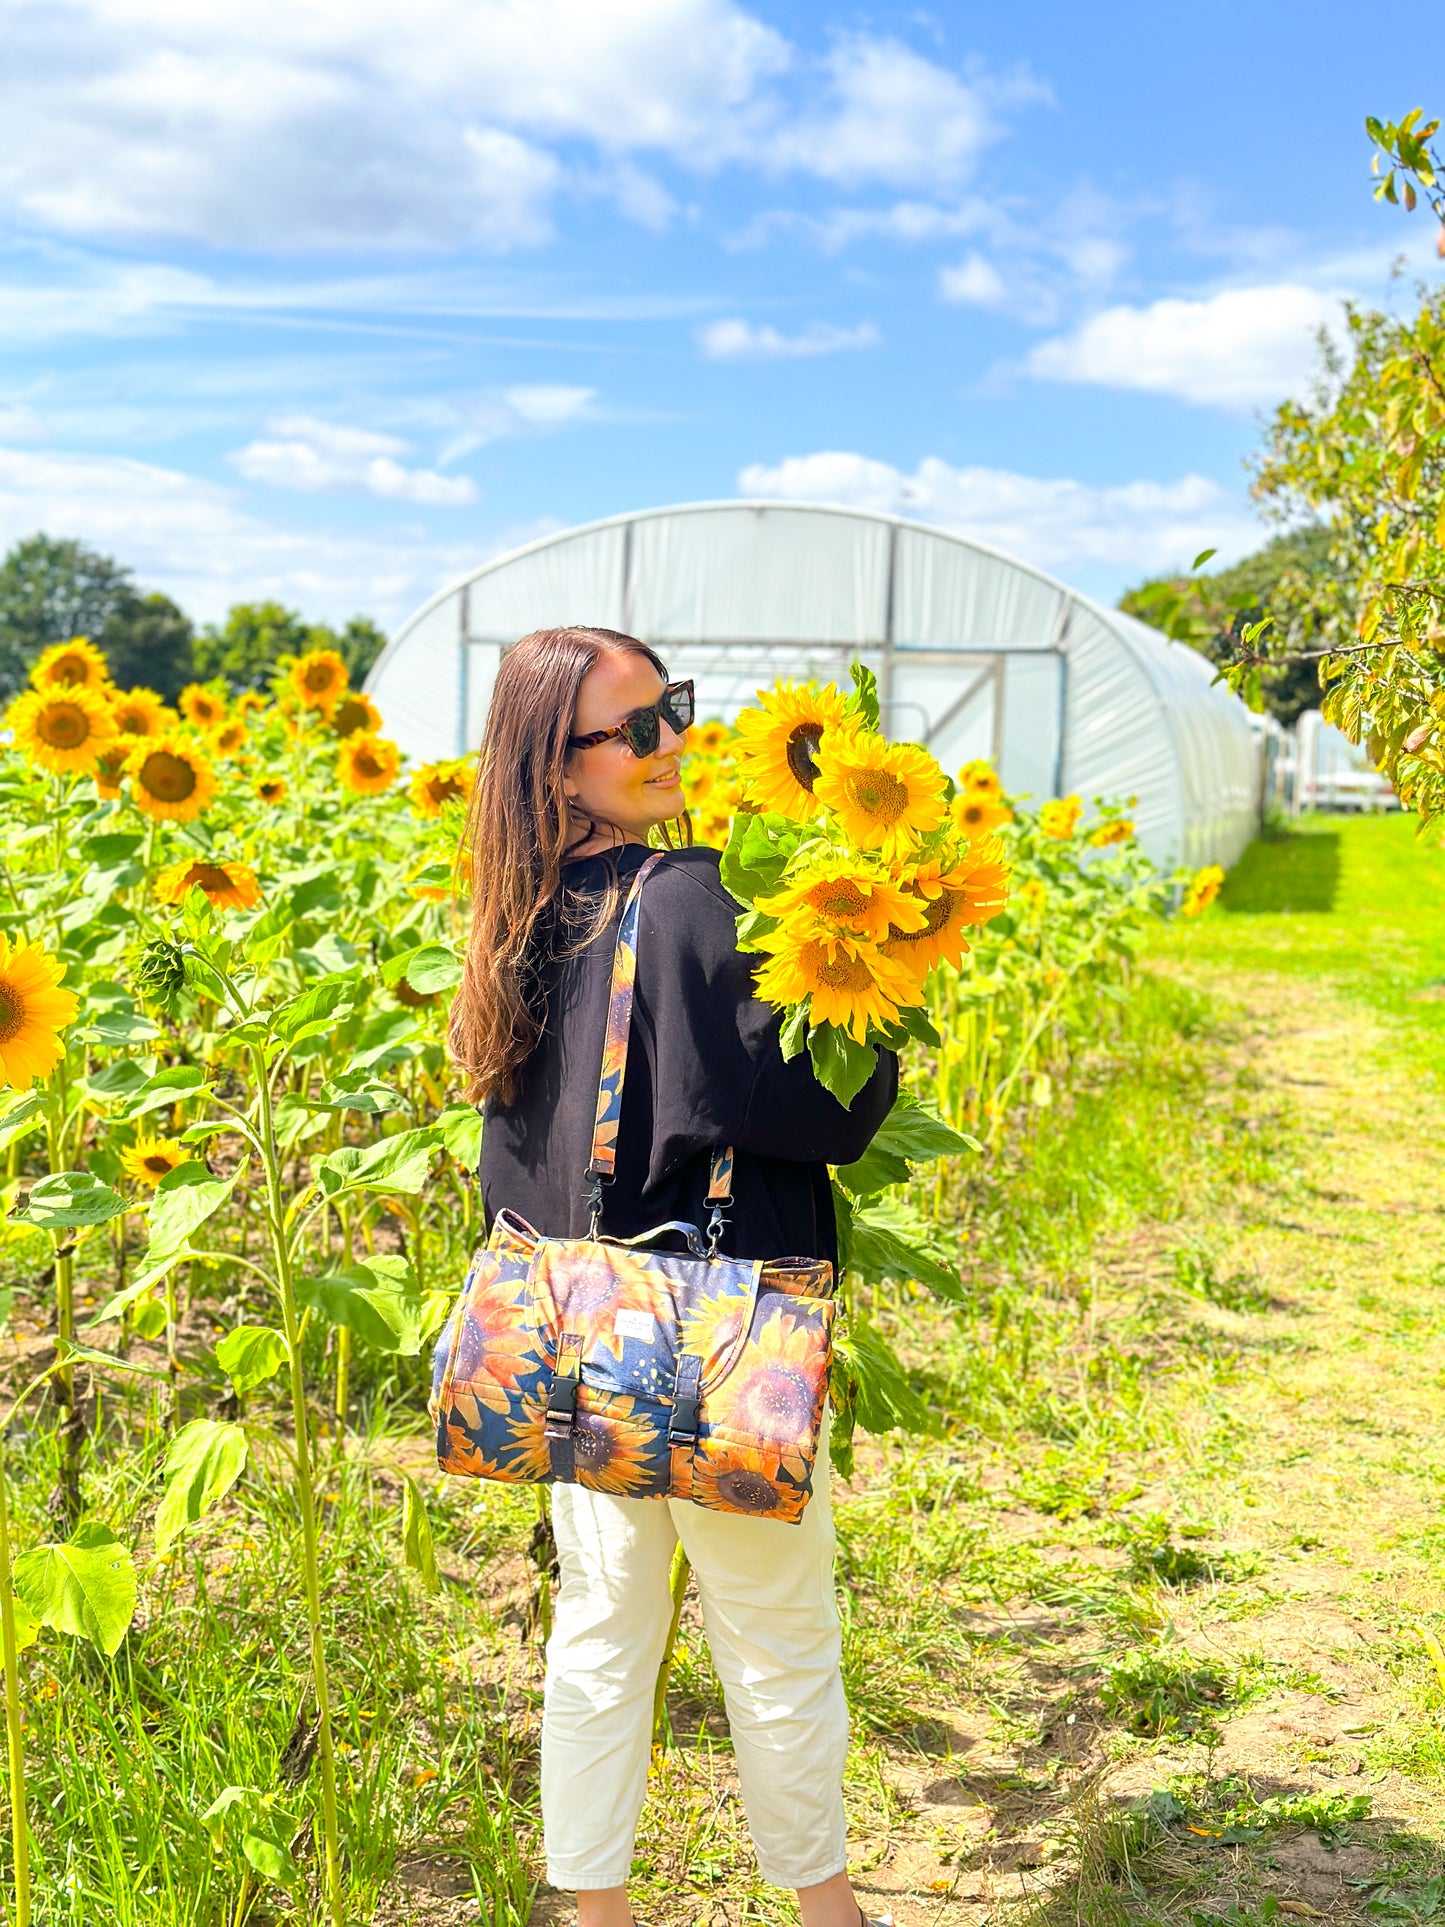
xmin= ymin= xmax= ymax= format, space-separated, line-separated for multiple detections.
xmin=13 ymin=1522 xmax=137 ymax=1657
xmin=84 ymin=1006 xmax=162 ymax=1047
xmin=778 ymin=1003 xmax=809 ymax=1063
xmin=382 ymin=943 xmax=461 ymax=996
xmin=807 ymin=1024 xmax=878 ymax=1107
xmin=844 ymin=1193 xmax=963 ymax=1301
xmin=1190 ymin=548 xmax=1218 ymax=572
xmin=720 ymin=811 xmax=799 ymax=904
xmin=0 ymin=1092 xmax=47 ymax=1153
xmin=154 ymin=1419 xmax=249 ymax=1556
xmin=145 ymin=1161 xmax=244 ymax=1265
xmin=296 ymin=1255 xmax=424 ymax=1353
xmin=848 ymin=659 xmax=880 ymax=729
xmin=433 ymin=1105 xmax=482 ymax=1166
xmin=401 ymin=1473 xmax=440 ymax=1592
xmin=312 ymin=1069 xmax=406 ymax=1115
xmin=832 ymin=1315 xmax=932 ymax=1438
xmin=117 ymin=1064 xmax=212 ymax=1121
xmin=836 ymin=1091 xmax=979 ymax=1198
xmin=215 ymin=1326 xmax=289 ymax=1395
xmin=269 ymin=972 xmax=360 ymax=1047
xmin=83 ymin=1059 xmax=153 ymax=1103
xmin=23 ymin=1170 xmax=128 ymax=1230
xmin=201 ymin=1787 xmax=299 ymax=1888
xmin=317 ymin=1128 xmax=437 ymax=1197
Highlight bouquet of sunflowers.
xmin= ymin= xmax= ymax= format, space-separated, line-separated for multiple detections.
xmin=722 ymin=667 xmax=1012 ymax=1105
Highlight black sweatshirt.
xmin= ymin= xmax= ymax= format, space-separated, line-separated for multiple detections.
xmin=479 ymin=842 xmax=898 ymax=1271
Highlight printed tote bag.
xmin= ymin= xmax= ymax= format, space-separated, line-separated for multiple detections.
xmin=430 ymin=852 xmax=835 ymax=1523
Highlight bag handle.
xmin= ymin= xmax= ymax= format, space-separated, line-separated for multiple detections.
xmin=585 ymin=851 xmax=733 ymax=1246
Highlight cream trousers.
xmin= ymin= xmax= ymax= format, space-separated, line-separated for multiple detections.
xmin=541 ymin=1441 xmax=849 ymax=1892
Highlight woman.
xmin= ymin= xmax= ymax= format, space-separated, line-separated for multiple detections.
xmin=449 ymin=626 xmax=897 ymax=1927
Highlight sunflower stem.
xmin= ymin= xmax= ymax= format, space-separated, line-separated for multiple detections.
xmin=651 ymin=1543 xmax=691 ymax=1749
xmin=249 ymin=1043 xmax=343 ymax=1927
xmin=0 ymin=1425 xmax=31 ymax=1927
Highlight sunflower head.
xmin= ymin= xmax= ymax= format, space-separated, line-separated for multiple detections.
xmin=134 ymin=939 xmax=190 ymax=1006
xmin=408 ymin=757 xmax=473 ymax=817
xmin=329 ymin=693 xmax=382 ymax=738
xmin=119 ymin=1135 xmax=190 ymax=1188
xmin=1090 ymin=818 xmax=1135 ymax=847
xmin=1038 ymin=795 xmax=1083 ymax=841
xmin=1182 ymin=864 xmax=1225 ymax=916
xmin=949 ymin=791 xmax=1013 ymax=842
xmin=207 ymin=717 xmax=249 ymax=758
xmin=958 ymin=758 xmax=1002 ymax=800
xmin=753 ymin=917 xmax=925 ymax=1043
xmin=884 ymin=848 xmax=1011 ymax=975
xmin=234 ymin=690 xmax=268 ymax=717
xmin=0 ymin=932 xmax=79 ymax=1091
xmin=93 ymin=743 xmax=132 ymax=798
xmin=30 ymin=637 xmax=111 ymax=694
xmin=693 ymin=719 xmax=732 ymax=756
xmin=126 ymin=734 xmax=217 ymax=822
xmin=290 ymin=648 xmax=350 ymax=712
xmin=154 ymin=858 xmax=261 ymax=912
xmin=756 ymin=854 xmax=928 ymax=943
xmin=8 ymin=684 xmax=117 ymax=776
xmin=254 ymin=775 xmax=288 ymax=806
xmin=339 ymin=732 xmax=402 ymax=795
xmin=108 ymin=687 xmax=171 ymax=739
xmin=733 ymin=682 xmax=849 ymax=820
xmin=178 ymin=683 xmax=228 ymax=730
xmin=812 ymin=728 xmax=948 ymax=863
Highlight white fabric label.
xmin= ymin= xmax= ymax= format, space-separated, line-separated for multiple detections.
xmin=613 ymin=1309 xmax=656 ymax=1344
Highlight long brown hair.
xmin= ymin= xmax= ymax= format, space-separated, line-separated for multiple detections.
xmin=449 ymin=625 xmax=675 ymax=1106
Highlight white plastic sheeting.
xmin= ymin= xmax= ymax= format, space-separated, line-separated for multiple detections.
xmin=368 ymin=501 xmax=1261 ymax=870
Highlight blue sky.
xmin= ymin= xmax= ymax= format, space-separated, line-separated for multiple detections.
xmin=0 ymin=0 xmax=1437 ymax=632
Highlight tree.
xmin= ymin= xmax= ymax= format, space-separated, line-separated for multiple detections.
xmin=193 ymin=604 xmax=388 ymax=692
xmin=1120 ymin=526 xmax=1338 ymax=726
xmin=0 ymin=536 xmax=135 ymax=699
xmin=97 ymin=593 xmax=195 ymax=701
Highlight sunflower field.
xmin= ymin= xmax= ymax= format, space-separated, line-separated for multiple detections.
xmin=0 ymin=637 xmax=1217 ymax=1924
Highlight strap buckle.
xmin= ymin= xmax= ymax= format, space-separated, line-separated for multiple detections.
xmin=668 ymin=1354 xmax=703 ymax=1447
xmin=544 ymin=1336 xmax=584 ymax=1440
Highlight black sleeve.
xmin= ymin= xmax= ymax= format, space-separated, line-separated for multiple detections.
xmin=634 ymin=851 xmax=899 ymax=1183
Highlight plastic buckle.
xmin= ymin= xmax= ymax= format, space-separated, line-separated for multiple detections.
xmin=544 ymin=1373 xmax=579 ymax=1436
xmin=667 ymin=1392 xmax=701 ymax=1447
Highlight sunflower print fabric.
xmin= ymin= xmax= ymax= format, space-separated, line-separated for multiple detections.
xmin=431 ymin=1215 xmax=835 ymax=1523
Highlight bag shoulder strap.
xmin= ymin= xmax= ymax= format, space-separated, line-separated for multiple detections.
xmin=585 ymin=850 xmax=733 ymax=1232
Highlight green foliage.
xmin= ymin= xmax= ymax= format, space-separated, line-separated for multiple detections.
xmin=97 ymin=591 xmax=195 ymax=701
xmin=154 ymin=1420 xmax=249 ymax=1557
xmin=192 ymin=600 xmax=387 ymax=692
xmin=0 ymin=534 xmax=137 ymax=698
xmin=13 ymin=1522 xmax=137 ymax=1657
xmin=20 ymin=1169 xmax=127 ymax=1229
xmin=1100 ymin=1645 xmax=1229 ymax=1735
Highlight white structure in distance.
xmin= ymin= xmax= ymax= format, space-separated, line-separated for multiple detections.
xmin=367 ymin=501 xmax=1261 ymax=871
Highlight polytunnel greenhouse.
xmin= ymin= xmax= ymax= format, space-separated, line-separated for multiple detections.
xmin=368 ymin=500 xmax=1261 ymax=870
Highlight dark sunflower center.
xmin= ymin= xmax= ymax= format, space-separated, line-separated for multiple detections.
xmin=139 ymin=751 xmax=198 ymax=801
xmin=732 ymin=1365 xmax=813 ymax=1437
xmin=811 ymin=945 xmax=873 ymax=992
xmin=427 ymin=776 xmax=464 ymax=804
xmin=50 ymin=656 xmax=89 ymax=687
xmin=40 ymin=703 xmax=91 ymax=748
xmin=332 ymin=699 xmax=367 ymax=734
xmin=304 ymin=663 xmax=337 ymax=692
xmin=716 ymin=1467 xmax=780 ymax=1513
xmin=785 ymin=723 xmax=824 ymax=790
xmin=0 ymin=980 xmax=23 ymax=1044
xmin=142 ymin=1153 xmax=175 ymax=1176
xmin=181 ymin=865 xmax=229 ymax=896
xmin=354 ymin=751 xmax=383 ymax=780
xmin=844 ymin=767 xmax=908 ymax=824
xmin=259 ymin=782 xmax=284 ymax=800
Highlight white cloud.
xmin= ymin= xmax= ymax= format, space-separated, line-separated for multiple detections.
xmin=0 ymin=5 xmax=1027 ymax=248
xmin=938 ymin=252 xmax=1008 ymax=309
xmin=1026 ymin=284 xmax=1346 ymax=409
xmin=737 ymin=449 xmax=1261 ymax=580
xmin=698 ymin=318 xmax=880 ymax=360
xmin=230 ymin=417 xmax=477 ymax=505
xmin=0 ymin=440 xmax=509 ymax=627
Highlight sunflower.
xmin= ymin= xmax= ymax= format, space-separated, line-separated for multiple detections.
xmin=108 ymin=687 xmax=170 ymax=739
xmin=119 ymin=1135 xmax=190 ymax=1188
xmin=958 ymin=758 xmax=1003 ymax=800
xmin=571 ymin=1394 xmax=659 ymax=1497
xmin=154 ymin=858 xmax=261 ymax=912
xmin=92 ymin=743 xmax=132 ymax=799
xmin=1090 ymin=818 xmax=1135 ymax=847
xmin=693 ymin=719 xmax=732 ymax=755
xmin=690 ymin=1442 xmax=805 ymax=1522
xmin=329 ymin=692 xmax=382 ymax=738
xmin=1182 ymin=864 xmax=1225 ymax=916
xmin=949 ymin=791 xmax=1013 ymax=841
xmin=234 ymin=690 xmax=268 ymax=717
xmin=126 ymin=734 xmax=217 ymax=822
xmin=707 ymin=1305 xmax=827 ymax=1480
xmin=1038 ymin=794 xmax=1083 ymax=841
xmin=756 ymin=853 xmax=927 ymax=943
xmin=338 ymin=732 xmax=402 ymax=796
xmin=883 ymin=849 xmax=1011 ymax=974
xmin=732 ymin=682 xmax=849 ymax=820
xmin=254 ymin=775 xmax=288 ymax=806
xmin=290 ymin=648 xmax=350 ymax=713
xmin=208 ymin=717 xmax=248 ymax=758
xmin=449 ymin=1265 xmax=543 ymax=1414
xmin=8 ymin=684 xmax=116 ymax=776
xmin=812 ymin=728 xmax=948 ymax=862
xmin=30 ymin=636 xmax=111 ymax=694
xmin=694 ymin=808 xmax=734 ymax=851
xmin=408 ymin=757 xmax=473 ymax=817
xmin=178 ymin=683 xmax=228 ymax=730
xmin=0 ymin=933 xmax=79 ymax=1090
xmin=752 ymin=921 xmax=924 ymax=1043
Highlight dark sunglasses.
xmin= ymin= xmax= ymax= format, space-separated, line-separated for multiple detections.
xmin=567 ymin=679 xmax=694 ymax=758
